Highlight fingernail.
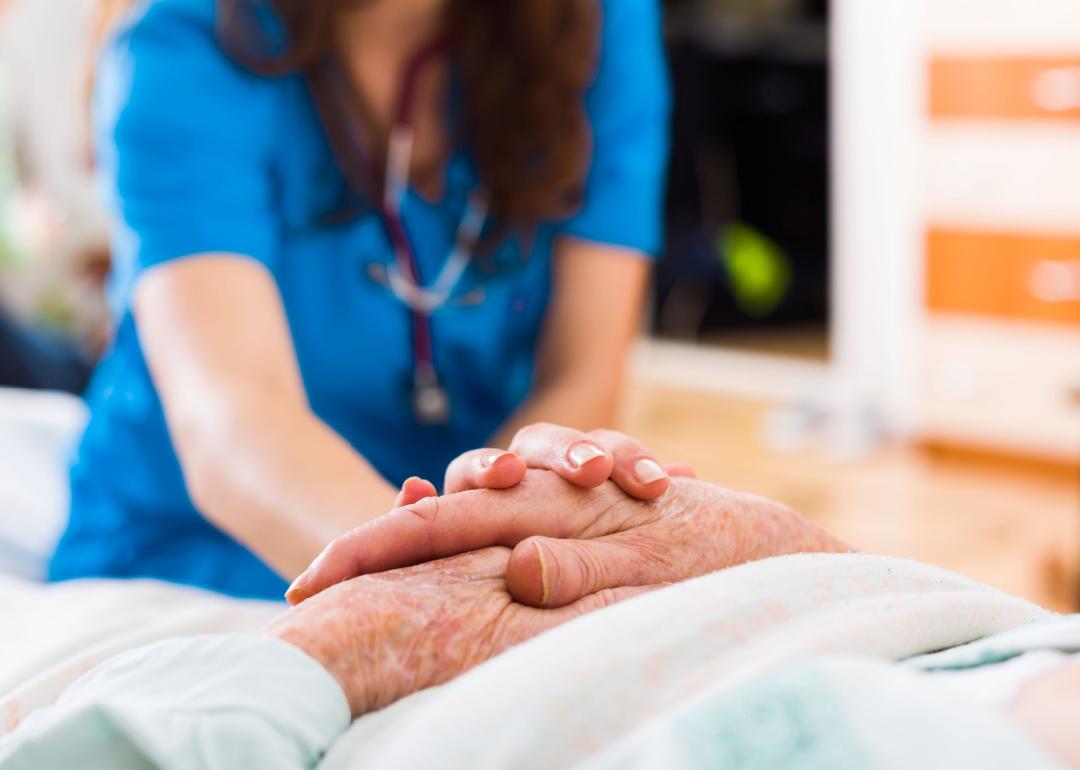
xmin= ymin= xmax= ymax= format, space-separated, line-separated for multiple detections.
xmin=534 ymin=540 xmax=552 ymax=606
xmin=633 ymin=458 xmax=668 ymax=484
xmin=567 ymin=442 xmax=607 ymax=469
xmin=285 ymin=570 xmax=311 ymax=601
xmin=480 ymin=451 xmax=509 ymax=469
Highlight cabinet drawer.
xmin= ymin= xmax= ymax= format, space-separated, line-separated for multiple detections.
xmin=926 ymin=124 xmax=1080 ymax=233
xmin=926 ymin=229 xmax=1080 ymax=325
xmin=919 ymin=317 xmax=1080 ymax=463
xmin=930 ymin=57 xmax=1080 ymax=121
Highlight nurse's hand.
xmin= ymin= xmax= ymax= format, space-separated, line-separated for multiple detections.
xmin=393 ymin=423 xmax=695 ymax=508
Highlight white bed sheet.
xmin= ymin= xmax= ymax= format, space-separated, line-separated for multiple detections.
xmin=0 ymin=554 xmax=1055 ymax=769
xmin=0 ymin=573 xmax=283 ymax=725
xmin=0 ymin=388 xmax=86 ymax=580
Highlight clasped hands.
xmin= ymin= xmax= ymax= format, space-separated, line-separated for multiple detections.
xmin=265 ymin=424 xmax=847 ymax=717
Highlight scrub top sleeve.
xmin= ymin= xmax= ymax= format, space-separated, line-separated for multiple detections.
xmin=93 ymin=0 xmax=281 ymax=289
xmin=558 ymin=0 xmax=672 ymax=257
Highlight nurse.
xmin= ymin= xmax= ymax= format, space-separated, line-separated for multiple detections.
xmin=50 ymin=0 xmax=671 ymax=599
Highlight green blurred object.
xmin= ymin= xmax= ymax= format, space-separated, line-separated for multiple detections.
xmin=0 ymin=68 xmax=20 ymax=270
xmin=719 ymin=222 xmax=792 ymax=318
xmin=36 ymin=287 xmax=77 ymax=331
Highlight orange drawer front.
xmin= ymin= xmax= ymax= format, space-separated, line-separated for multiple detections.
xmin=926 ymin=230 xmax=1080 ymax=325
xmin=930 ymin=57 xmax=1080 ymax=121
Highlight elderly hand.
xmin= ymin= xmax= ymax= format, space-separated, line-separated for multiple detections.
xmin=287 ymin=470 xmax=849 ymax=608
xmin=265 ymin=548 xmax=650 ymax=717
xmin=392 ymin=423 xmax=696 ymax=509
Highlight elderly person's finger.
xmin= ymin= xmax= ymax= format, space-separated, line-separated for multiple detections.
xmin=394 ymin=477 xmax=438 ymax=507
xmin=273 ymin=545 xmax=666 ymax=717
xmin=285 ymin=473 xmax=640 ymax=605
xmin=505 ymin=535 xmax=656 ymax=608
xmin=443 ymin=449 xmax=527 ymax=494
xmin=285 ymin=487 xmax=574 ymax=605
xmin=587 ymin=428 xmax=672 ymax=500
xmin=509 ymin=422 xmax=615 ymax=489
xmin=505 ymin=485 xmax=849 ymax=609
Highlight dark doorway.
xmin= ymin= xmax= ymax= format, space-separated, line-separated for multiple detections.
xmin=656 ymin=0 xmax=830 ymax=361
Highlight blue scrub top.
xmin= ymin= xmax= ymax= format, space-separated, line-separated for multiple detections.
xmin=49 ymin=0 xmax=670 ymax=599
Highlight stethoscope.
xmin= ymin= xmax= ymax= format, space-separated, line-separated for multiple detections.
xmin=359 ymin=39 xmax=489 ymax=426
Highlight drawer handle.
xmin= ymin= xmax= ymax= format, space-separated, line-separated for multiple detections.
xmin=1031 ymin=67 xmax=1080 ymax=112
xmin=1029 ymin=260 xmax=1080 ymax=303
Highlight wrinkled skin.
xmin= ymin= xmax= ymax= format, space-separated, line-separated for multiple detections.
xmin=504 ymin=474 xmax=850 ymax=608
xmin=288 ymin=471 xmax=849 ymax=608
xmin=276 ymin=469 xmax=848 ymax=717
xmin=266 ymin=547 xmax=650 ymax=717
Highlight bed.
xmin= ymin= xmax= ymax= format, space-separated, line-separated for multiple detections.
xmin=0 ymin=388 xmax=87 ymax=580
xmin=0 ymin=387 xmax=281 ymax=722
xmin=0 ymin=387 xmax=1069 ymax=769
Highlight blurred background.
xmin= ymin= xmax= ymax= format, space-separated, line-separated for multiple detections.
xmin=0 ymin=0 xmax=1077 ymax=608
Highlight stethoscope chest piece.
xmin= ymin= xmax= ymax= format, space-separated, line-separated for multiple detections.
xmin=354 ymin=37 xmax=487 ymax=427
xmin=412 ymin=366 xmax=451 ymax=426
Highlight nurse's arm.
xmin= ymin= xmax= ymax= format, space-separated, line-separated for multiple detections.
xmin=489 ymin=237 xmax=648 ymax=448
xmin=134 ymin=255 xmax=399 ymax=581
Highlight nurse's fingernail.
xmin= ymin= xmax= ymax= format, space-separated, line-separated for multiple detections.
xmin=633 ymin=458 xmax=668 ymax=485
xmin=567 ymin=441 xmax=607 ymax=469
xmin=480 ymin=450 xmax=510 ymax=469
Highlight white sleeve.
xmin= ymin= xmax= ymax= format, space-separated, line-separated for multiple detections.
xmin=0 ymin=634 xmax=352 ymax=770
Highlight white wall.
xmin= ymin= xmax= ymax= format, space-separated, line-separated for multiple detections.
xmin=829 ymin=0 xmax=925 ymax=435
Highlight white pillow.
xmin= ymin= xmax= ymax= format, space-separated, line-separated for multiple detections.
xmin=0 ymin=388 xmax=87 ymax=580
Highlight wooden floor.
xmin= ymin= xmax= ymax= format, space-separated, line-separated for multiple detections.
xmin=621 ymin=384 xmax=1080 ymax=612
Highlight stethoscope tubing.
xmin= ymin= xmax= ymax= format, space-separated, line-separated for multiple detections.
xmin=373 ymin=36 xmax=488 ymax=421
